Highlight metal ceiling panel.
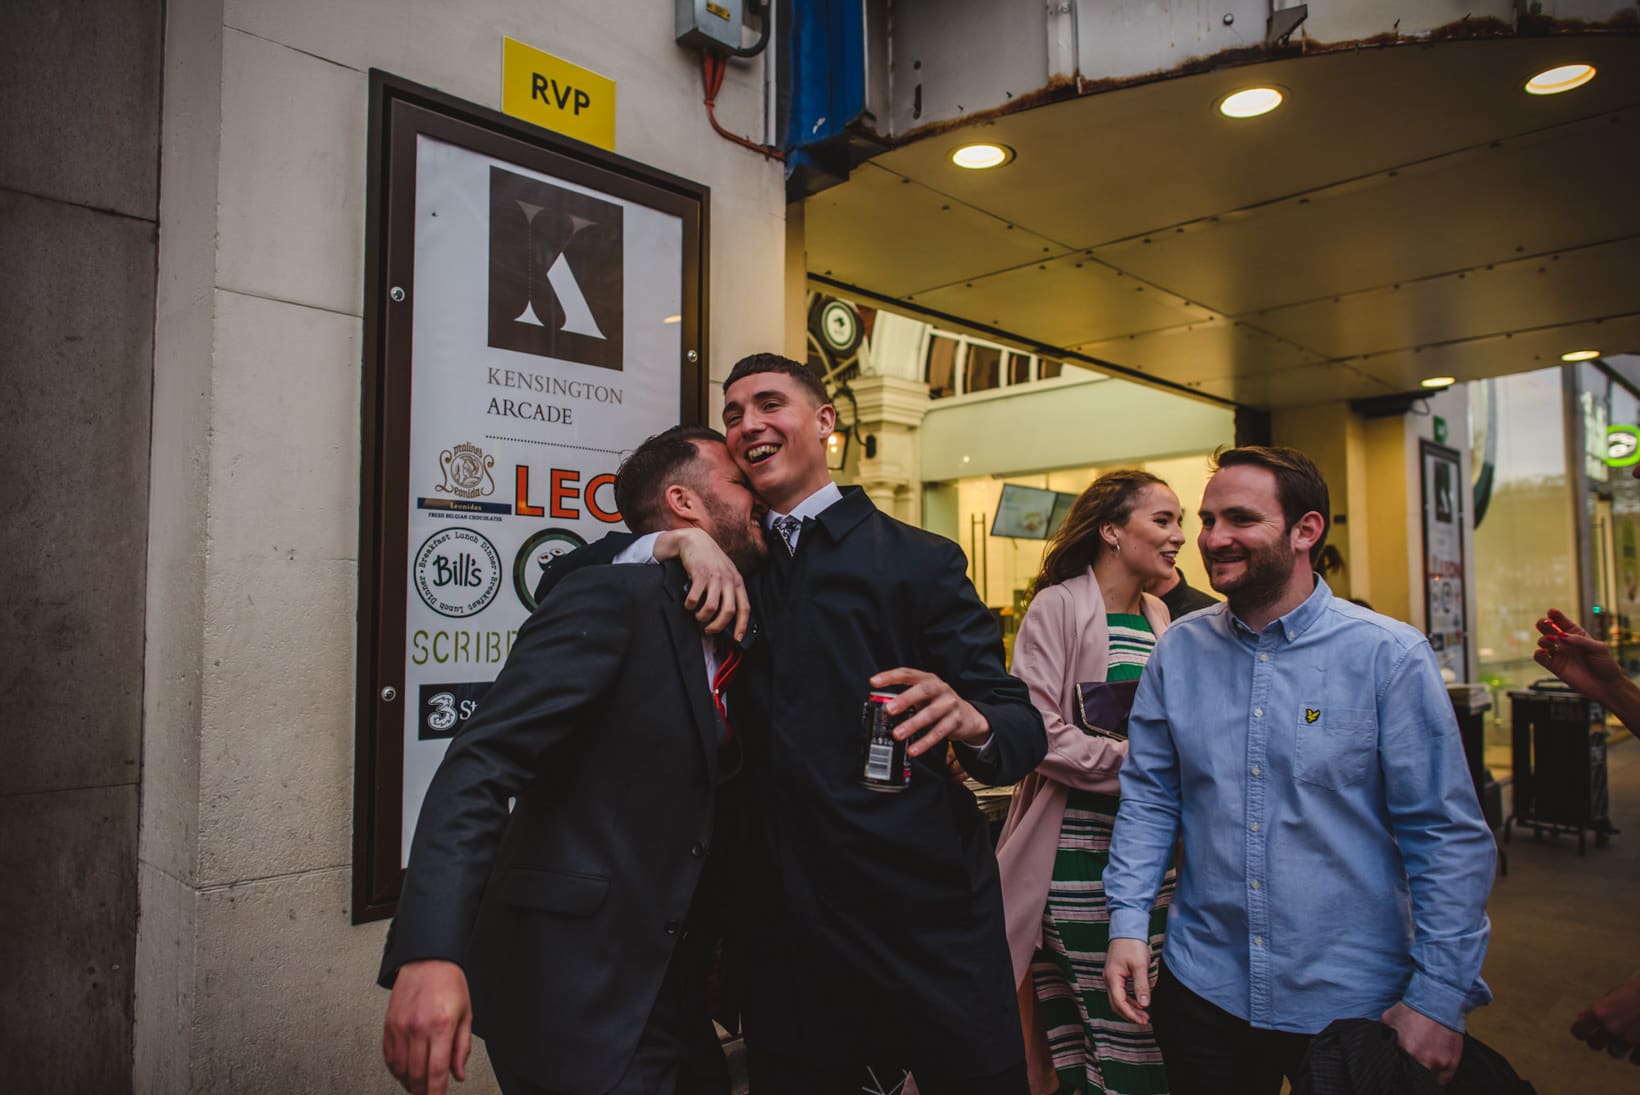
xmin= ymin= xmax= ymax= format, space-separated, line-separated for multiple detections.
xmin=805 ymin=34 xmax=1640 ymax=410
xmin=1073 ymin=319 xmax=1319 ymax=385
xmin=1092 ymin=106 xmax=1640 ymax=316
xmin=1349 ymin=312 xmax=1640 ymax=391
xmin=803 ymin=162 xmax=1070 ymax=297
xmin=866 ymin=38 xmax=1640 ymax=253
xmin=1189 ymin=362 xmax=1399 ymax=407
xmin=1249 ymin=236 xmax=1640 ymax=358
xmin=907 ymin=253 xmax=1215 ymax=345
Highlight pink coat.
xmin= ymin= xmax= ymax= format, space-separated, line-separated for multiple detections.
xmin=909 ymin=574 xmax=1169 ymax=1095
xmin=995 ymin=570 xmax=1171 ymax=988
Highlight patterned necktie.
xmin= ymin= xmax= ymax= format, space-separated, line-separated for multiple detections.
xmin=773 ymin=514 xmax=801 ymax=556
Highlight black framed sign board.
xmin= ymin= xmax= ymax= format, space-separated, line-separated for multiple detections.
xmin=354 ymin=72 xmax=708 ymax=921
xmin=1420 ymin=439 xmax=1469 ymax=680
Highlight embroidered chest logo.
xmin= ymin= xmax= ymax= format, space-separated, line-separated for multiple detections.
xmin=1304 ymin=708 xmax=1321 ymax=724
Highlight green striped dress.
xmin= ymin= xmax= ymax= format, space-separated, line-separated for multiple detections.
xmin=1030 ymin=612 xmax=1174 ymax=1095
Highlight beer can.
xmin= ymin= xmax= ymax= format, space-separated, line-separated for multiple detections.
xmin=860 ymin=690 xmax=912 ymax=792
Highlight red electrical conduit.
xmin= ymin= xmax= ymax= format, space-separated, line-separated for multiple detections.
xmin=701 ymin=52 xmax=784 ymax=161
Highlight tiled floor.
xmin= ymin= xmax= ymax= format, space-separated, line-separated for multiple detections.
xmin=1468 ymin=735 xmax=1640 ymax=1093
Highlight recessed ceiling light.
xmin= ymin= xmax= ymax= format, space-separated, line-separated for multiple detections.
xmin=1561 ymin=349 xmax=1601 ymax=362
xmin=1218 ymin=87 xmax=1284 ymax=119
xmin=950 ymin=143 xmax=1014 ymax=170
xmin=1421 ymin=376 xmax=1457 ymax=389
xmin=1525 ymin=64 xmax=1596 ymax=96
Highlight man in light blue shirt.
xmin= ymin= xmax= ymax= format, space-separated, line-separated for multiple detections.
xmin=1103 ymin=446 xmax=1495 ymax=1092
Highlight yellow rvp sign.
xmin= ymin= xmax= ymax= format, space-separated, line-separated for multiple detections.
xmin=502 ymin=38 xmax=615 ymax=151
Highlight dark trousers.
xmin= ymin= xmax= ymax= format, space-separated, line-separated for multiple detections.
xmin=491 ymin=937 xmax=729 ymax=1095
xmin=747 ymin=1050 xmax=1028 ymax=1095
xmin=1149 ymin=964 xmax=1313 ymax=1095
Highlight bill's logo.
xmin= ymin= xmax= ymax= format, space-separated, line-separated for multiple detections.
xmin=488 ymin=167 xmax=623 ymax=370
xmin=418 ymin=682 xmax=493 ymax=740
xmin=437 ymin=441 xmax=496 ymax=500
xmin=414 ymin=528 xmax=503 ymax=618
xmin=1304 ymin=708 xmax=1321 ymax=724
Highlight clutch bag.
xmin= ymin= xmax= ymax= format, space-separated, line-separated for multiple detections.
xmin=1073 ymin=679 xmax=1141 ymax=741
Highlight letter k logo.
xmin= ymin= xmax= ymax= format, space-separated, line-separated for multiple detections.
xmin=511 ymin=204 xmax=606 ymax=339
xmin=488 ymin=167 xmax=624 ymax=371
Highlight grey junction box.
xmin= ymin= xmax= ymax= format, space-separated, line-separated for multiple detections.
xmin=676 ymin=0 xmax=744 ymax=53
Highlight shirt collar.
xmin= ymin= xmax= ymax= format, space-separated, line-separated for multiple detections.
xmin=764 ymin=481 xmax=843 ymax=528
xmin=1228 ymin=576 xmax=1332 ymax=643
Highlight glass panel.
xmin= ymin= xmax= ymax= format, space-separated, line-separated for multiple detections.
xmin=1007 ymin=351 xmax=1032 ymax=385
xmin=1471 ymin=367 xmax=1578 ymax=776
xmin=965 ymin=345 xmax=1002 ymax=393
xmin=1039 ymin=358 xmax=1063 ymax=380
xmin=1607 ymin=379 xmax=1640 ymax=678
xmin=925 ymin=335 xmax=957 ymax=400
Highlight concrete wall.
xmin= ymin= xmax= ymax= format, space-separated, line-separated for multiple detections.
xmin=133 ymin=1 xmax=787 ymax=1090
xmin=0 ymin=1 xmax=162 ymax=1091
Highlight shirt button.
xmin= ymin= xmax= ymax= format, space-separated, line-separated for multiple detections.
xmin=1254 ymin=935 xmax=1264 ymax=946
xmin=1259 ymin=653 xmax=1270 ymax=662
xmin=1250 ymin=822 xmax=1260 ymax=833
xmin=691 ymin=843 xmax=707 ymax=858
xmin=1251 ymin=879 xmax=1261 ymax=890
xmin=1251 ymin=766 xmax=1261 ymax=777
xmin=1254 ymin=707 xmax=1264 ymax=718
xmin=665 ymin=920 xmax=681 ymax=935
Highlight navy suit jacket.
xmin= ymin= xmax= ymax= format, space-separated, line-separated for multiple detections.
xmin=380 ymin=561 xmax=734 ymax=1092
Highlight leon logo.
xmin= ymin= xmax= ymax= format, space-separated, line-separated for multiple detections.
xmin=488 ymin=167 xmax=623 ymax=371
xmin=414 ymin=528 xmax=503 ymax=618
xmin=418 ymin=682 xmax=493 ymax=741
xmin=437 ymin=441 xmax=496 ymax=500
xmin=1304 ymin=708 xmax=1321 ymax=724
xmin=513 ymin=527 xmax=588 ymax=612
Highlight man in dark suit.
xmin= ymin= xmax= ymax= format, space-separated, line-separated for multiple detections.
xmin=541 ymin=354 xmax=1048 ymax=1094
xmin=378 ymin=425 xmax=766 ymax=1095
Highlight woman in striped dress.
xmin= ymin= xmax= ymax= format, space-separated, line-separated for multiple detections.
xmin=995 ymin=470 xmax=1186 ymax=1094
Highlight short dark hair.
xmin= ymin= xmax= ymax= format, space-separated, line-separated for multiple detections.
xmin=614 ymin=425 xmax=725 ymax=534
xmin=723 ymin=352 xmax=830 ymax=407
xmin=1211 ymin=445 xmax=1331 ymax=565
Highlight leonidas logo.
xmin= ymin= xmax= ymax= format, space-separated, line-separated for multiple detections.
xmin=488 ymin=166 xmax=623 ymax=371
xmin=414 ymin=528 xmax=503 ymax=618
xmin=437 ymin=441 xmax=496 ymax=500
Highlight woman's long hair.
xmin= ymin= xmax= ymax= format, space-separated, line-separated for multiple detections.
xmin=1032 ymin=469 xmax=1167 ymax=596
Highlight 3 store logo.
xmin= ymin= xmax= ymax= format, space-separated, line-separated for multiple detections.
xmin=488 ymin=166 xmax=623 ymax=371
xmin=418 ymin=682 xmax=493 ymax=740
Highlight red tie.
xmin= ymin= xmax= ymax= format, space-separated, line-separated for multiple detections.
xmin=711 ymin=637 xmax=742 ymax=740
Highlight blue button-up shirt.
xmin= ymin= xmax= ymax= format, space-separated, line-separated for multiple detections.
xmin=1105 ymin=579 xmax=1494 ymax=1033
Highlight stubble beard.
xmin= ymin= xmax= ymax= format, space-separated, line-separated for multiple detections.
xmin=702 ymin=496 xmax=768 ymax=575
xmin=1210 ymin=546 xmax=1295 ymax=621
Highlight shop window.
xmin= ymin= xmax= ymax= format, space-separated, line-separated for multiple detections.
xmin=966 ymin=345 xmax=1002 ymax=393
xmin=1039 ymin=358 xmax=1064 ymax=380
xmin=1008 ymin=351 xmax=1032 ymax=386
xmin=926 ymin=334 xmax=958 ymax=399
